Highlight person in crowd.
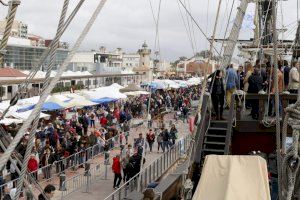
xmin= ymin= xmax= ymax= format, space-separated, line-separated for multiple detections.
xmin=134 ymin=133 xmax=145 ymax=156
xmin=0 ymin=171 xmax=5 ymax=199
xmin=288 ymin=61 xmax=299 ymax=94
xmin=270 ymin=65 xmax=284 ymax=115
xmin=237 ymin=65 xmax=245 ymax=90
xmin=210 ymin=69 xmax=225 ymax=120
xmin=243 ymin=62 xmax=254 ymax=109
xmin=283 ymin=60 xmax=290 ymax=90
xmin=146 ymin=129 xmax=155 ymax=153
xmin=112 ymin=155 xmax=122 ymax=189
xmin=268 ymin=151 xmax=278 ymax=200
xmin=247 ymin=67 xmax=263 ymax=119
xmin=169 ymin=124 xmax=178 ymax=145
xmin=225 ymin=64 xmax=239 ymax=108
xmin=123 ymin=121 xmax=130 ymax=144
xmin=162 ymin=128 xmax=170 ymax=152
xmin=38 ymin=184 xmax=56 ymax=200
xmin=41 ymin=147 xmax=55 ymax=179
xmin=90 ymin=112 xmax=96 ymax=128
xmin=181 ymin=104 xmax=189 ymax=122
xmin=27 ymin=154 xmax=39 ymax=181
xmin=121 ymin=153 xmax=130 ymax=183
xmin=243 ymin=61 xmax=254 ymax=93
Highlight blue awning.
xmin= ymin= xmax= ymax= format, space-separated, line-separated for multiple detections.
xmin=90 ymin=97 xmax=117 ymax=104
xmin=17 ymin=102 xmax=64 ymax=112
xmin=42 ymin=102 xmax=64 ymax=111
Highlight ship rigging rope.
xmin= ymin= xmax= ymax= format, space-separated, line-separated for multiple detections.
xmin=271 ymin=0 xmax=283 ymax=200
xmin=281 ymin=1 xmax=300 ymax=199
xmin=186 ymin=0 xmax=197 ymax=53
xmin=0 ymin=0 xmax=108 ymax=179
xmin=176 ymin=0 xmax=195 ymax=54
xmin=0 ymin=0 xmax=85 ymax=120
xmin=0 ymin=0 xmax=20 ymax=66
xmin=220 ymin=0 xmax=235 ymax=56
xmin=148 ymin=0 xmax=162 ymax=58
xmin=15 ymin=0 xmax=71 ymax=198
xmin=184 ymin=0 xmax=197 ymax=54
xmin=282 ymin=104 xmax=300 ymax=200
xmin=177 ymin=0 xmax=221 ymax=57
xmin=187 ymin=0 xmax=222 ymax=166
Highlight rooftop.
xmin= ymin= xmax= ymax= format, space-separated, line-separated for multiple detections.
xmin=0 ymin=67 xmax=27 ymax=77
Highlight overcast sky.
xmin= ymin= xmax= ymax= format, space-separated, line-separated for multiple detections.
xmin=0 ymin=0 xmax=298 ymax=61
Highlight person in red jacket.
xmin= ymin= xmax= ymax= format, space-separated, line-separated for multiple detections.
xmin=28 ymin=154 xmax=38 ymax=180
xmin=100 ymin=116 xmax=108 ymax=128
xmin=112 ymin=155 xmax=122 ymax=189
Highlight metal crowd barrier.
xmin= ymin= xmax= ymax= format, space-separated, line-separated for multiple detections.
xmin=104 ymin=134 xmax=191 ymax=200
xmin=60 ymin=158 xmax=109 ymax=198
xmin=0 ymin=134 xmax=120 ymax=196
xmin=26 ymin=133 xmax=120 ymax=184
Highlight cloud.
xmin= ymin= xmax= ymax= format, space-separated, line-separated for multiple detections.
xmin=0 ymin=0 xmax=298 ymax=61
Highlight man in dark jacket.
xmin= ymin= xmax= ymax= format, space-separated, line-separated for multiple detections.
xmin=162 ymin=129 xmax=170 ymax=152
xmin=248 ymin=67 xmax=263 ymax=119
xmin=38 ymin=184 xmax=55 ymax=200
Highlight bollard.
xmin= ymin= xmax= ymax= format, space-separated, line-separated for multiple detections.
xmin=84 ymin=163 xmax=91 ymax=176
xmin=59 ymin=173 xmax=66 ymax=191
xmin=102 ymin=155 xmax=110 ymax=180
xmin=84 ymin=163 xmax=91 ymax=193
xmin=26 ymin=185 xmax=33 ymax=200
xmin=104 ymin=151 xmax=110 ymax=165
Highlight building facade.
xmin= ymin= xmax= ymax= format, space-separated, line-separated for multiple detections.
xmin=0 ymin=20 xmax=28 ymax=38
xmin=0 ymin=20 xmax=69 ymax=70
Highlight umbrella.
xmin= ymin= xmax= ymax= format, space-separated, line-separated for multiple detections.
xmin=119 ymin=84 xmax=145 ymax=93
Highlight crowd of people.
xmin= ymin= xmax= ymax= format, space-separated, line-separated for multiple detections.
xmin=209 ymin=59 xmax=298 ymax=120
xmin=0 ymin=82 xmax=200 ymax=199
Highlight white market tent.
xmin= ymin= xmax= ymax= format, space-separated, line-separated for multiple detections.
xmin=83 ymin=85 xmax=127 ymax=100
xmin=110 ymin=83 xmax=124 ymax=89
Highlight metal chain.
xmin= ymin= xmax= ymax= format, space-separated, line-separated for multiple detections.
xmin=0 ymin=0 xmax=20 ymax=66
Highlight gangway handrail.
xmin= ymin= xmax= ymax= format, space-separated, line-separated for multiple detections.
xmin=103 ymin=134 xmax=191 ymax=200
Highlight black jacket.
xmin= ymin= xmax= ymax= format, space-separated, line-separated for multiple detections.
xmin=248 ymin=74 xmax=263 ymax=93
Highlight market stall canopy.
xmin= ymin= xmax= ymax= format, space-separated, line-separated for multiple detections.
xmin=186 ymin=77 xmax=201 ymax=86
xmin=193 ymin=155 xmax=270 ymax=200
xmin=65 ymin=97 xmax=98 ymax=107
xmin=90 ymin=97 xmax=118 ymax=104
xmin=83 ymin=86 xmax=127 ymax=100
xmin=7 ymin=110 xmax=50 ymax=120
xmin=110 ymin=83 xmax=124 ymax=89
xmin=124 ymin=91 xmax=150 ymax=96
xmin=0 ymin=118 xmax=23 ymax=125
xmin=119 ymin=84 xmax=145 ymax=93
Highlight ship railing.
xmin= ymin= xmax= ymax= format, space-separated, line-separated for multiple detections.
xmin=235 ymin=93 xmax=298 ymax=121
xmin=103 ymin=134 xmax=191 ymax=200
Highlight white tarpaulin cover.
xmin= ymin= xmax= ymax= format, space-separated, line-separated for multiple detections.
xmin=193 ymin=155 xmax=271 ymax=200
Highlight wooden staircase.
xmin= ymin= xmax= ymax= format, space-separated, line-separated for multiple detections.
xmin=202 ymin=120 xmax=228 ymax=155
